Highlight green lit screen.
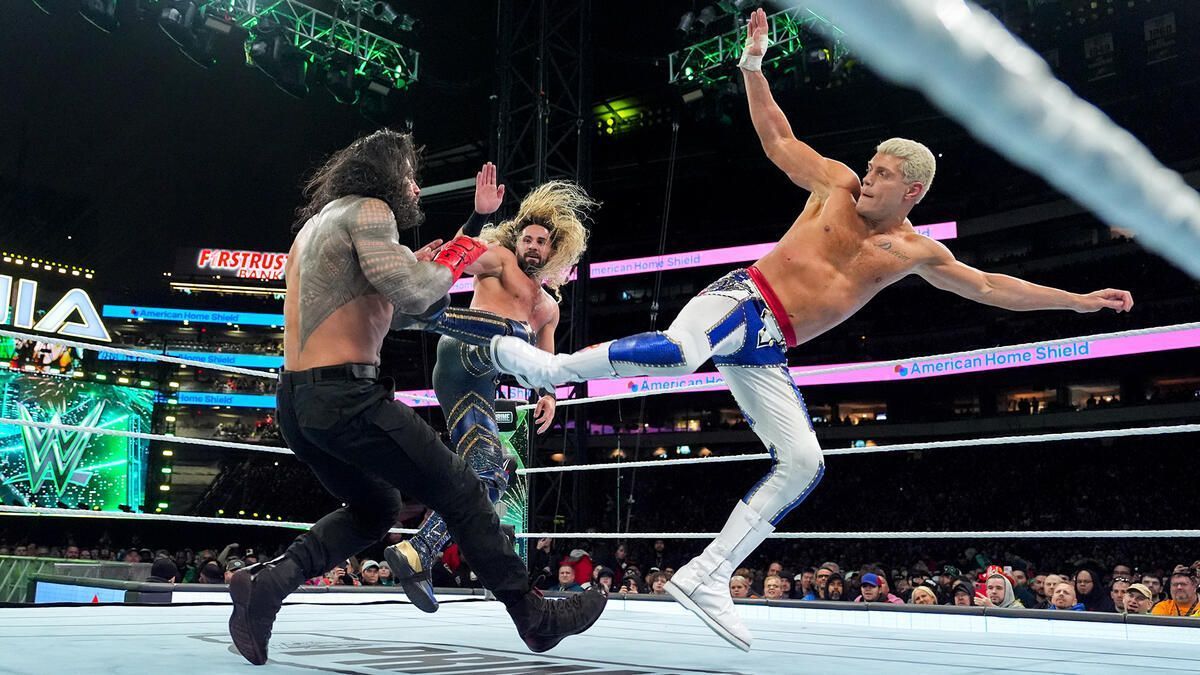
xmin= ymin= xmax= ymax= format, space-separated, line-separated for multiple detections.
xmin=0 ymin=371 xmax=152 ymax=510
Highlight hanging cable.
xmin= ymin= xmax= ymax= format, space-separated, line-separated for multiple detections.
xmin=624 ymin=119 xmax=682 ymax=533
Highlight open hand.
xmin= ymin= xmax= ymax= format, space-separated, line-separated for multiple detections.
xmin=474 ymin=162 xmax=505 ymax=215
xmin=1076 ymin=289 xmax=1133 ymax=313
xmin=745 ymin=8 xmax=769 ymax=56
xmin=414 ymin=239 xmax=444 ymax=262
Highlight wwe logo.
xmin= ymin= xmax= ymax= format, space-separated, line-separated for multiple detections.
xmin=14 ymin=402 xmax=106 ymax=498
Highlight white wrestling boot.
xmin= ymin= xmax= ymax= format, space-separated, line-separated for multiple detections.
xmin=665 ymin=500 xmax=775 ymax=652
xmin=489 ymin=336 xmax=618 ymax=391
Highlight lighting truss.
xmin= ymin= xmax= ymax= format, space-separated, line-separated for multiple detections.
xmin=667 ymin=6 xmax=846 ymax=87
xmin=205 ymin=0 xmax=419 ymax=89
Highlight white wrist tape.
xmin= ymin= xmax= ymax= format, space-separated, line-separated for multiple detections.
xmin=737 ymin=35 xmax=771 ymax=71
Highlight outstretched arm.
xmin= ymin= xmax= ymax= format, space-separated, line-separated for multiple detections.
xmin=346 ymin=198 xmax=485 ymax=315
xmin=455 ymin=162 xmax=506 ymax=238
xmin=740 ymin=8 xmax=858 ymax=197
xmin=915 ymin=239 xmax=1133 ymax=313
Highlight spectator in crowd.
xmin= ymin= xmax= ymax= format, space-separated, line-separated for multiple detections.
xmin=64 ymin=545 xmax=80 ymax=560
xmin=937 ymin=566 xmax=961 ymax=597
xmin=223 ymin=558 xmax=247 ymax=584
xmin=619 ymin=574 xmax=641 ymax=595
xmin=1141 ymin=574 xmax=1164 ymax=603
xmin=1074 ymin=565 xmax=1115 ymax=612
xmin=1151 ymin=570 xmax=1200 ymax=617
xmin=951 ymin=580 xmax=975 ymax=607
xmin=1010 ymin=564 xmax=1037 ymax=607
xmin=912 ymin=583 xmax=940 ymax=605
xmin=1030 ymin=574 xmax=1048 ymax=607
xmin=807 ymin=564 xmax=837 ymax=601
xmin=647 ymin=572 xmax=669 ymax=595
xmin=729 ymin=575 xmax=753 ymax=599
xmin=198 ymin=560 xmax=225 ymax=584
xmin=910 ymin=585 xmax=938 ymax=605
xmin=559 ymin=548 xmax=595 ymax=590
xmin=778 ymin=572 xmax=793 ymax=597
xmin=794 ymin=568 xmax=814 ymax=600
xmin=1123 ymin=583 xmax=1155 ymax=615
xmin=1110 ymin=576 xmax=1131 ymax=613
xmin=359 ymin=560 xmax=383 ymax=586
xmin=766 ymin=561 xmax=784 ymax=583
xmin=377 ymin=562 xmax=394 ymax=587
xmin=529 ymin=537 xmax=557 ymax=587
xmin=551 ymin=565 xmax=585 ymax=593
xmin=1112 ymin=563 xmax=1134 ymax=581
xmin=763 ymin=575 xmax=785 ymax=600
xmin=1036 ymin=574 xmax=1066 ymax=609
xmin=819 ymin=572 xmax=846 ymax=601
xmin=148 ymin=558 xmax=179 ymax=583
xmin=1049 ymin=582 xmax=1085 ymax=611
xmin=856 ymin=573 xmax=904 ymax=604
xmin=975 ymin=570 xmax=1024 ymax=609
xmin=647 ymin=539 xmax=676 ymax=572
xmin=593 ymin=567 xmax=615 ymax=593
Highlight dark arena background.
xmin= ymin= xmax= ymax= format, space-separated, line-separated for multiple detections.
xmin=2 ymin=1 xmax=1200 ymax=673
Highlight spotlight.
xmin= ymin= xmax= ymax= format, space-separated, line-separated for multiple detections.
xmin=158 ymin=0 xmax=219 ymax=68
xmin=246 ymin=17 xmax=310 ymax=98
xmin=369 ymin=1 xmax=399 ymax=24
xmin=395 ymin=13 xmax=417 ymax=32
xmin=676 ymin=11 xmax=696 ymax=34
xmin=322 ymin=52 xmax=359 ymax=104
xmin=359 ymin=76 xmax=396 ymax=122
xmin=697 ymin=5 xmax=719 ymax=28
xmin=79 ymin=0 xmax=119 ymax=33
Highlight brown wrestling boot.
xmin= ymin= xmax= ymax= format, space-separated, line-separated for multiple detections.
xmin=228 ymin=556 xmax=302 ymax=665
xmin=505 ymin=586 xmax=607 ymax=653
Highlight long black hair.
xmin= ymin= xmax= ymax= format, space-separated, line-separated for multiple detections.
xmin=294 ymin=129 xmax=424 ymax=233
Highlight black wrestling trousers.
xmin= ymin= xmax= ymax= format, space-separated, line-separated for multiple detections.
xmin=275 ymin=364 xmax=529 ymax=601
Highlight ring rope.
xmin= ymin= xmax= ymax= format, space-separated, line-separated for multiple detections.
xmin=0 ymin=505 xmax=417 ymax=535
xmin=519 ymin=322 xmax=1200 ymax=410
xmin=1 ymin=506 xmax=1193 ymax=540
xmin=790 ymin=0 xmax=1200 ymax=280
xmin=0 ymin=327 xmax=279 ymax=379
xmin=516 ymin=423 xmax=1200 ymax=474
xmin=0 ymin=417 xmax=293 ymax=455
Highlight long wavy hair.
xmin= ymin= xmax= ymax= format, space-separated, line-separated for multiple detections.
xmin=293 ymin=129 xmax=424 ymax=233
xmin=480 ymin=180 xmax=596 ymax=299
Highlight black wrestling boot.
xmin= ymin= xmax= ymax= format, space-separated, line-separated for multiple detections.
xmin=228 ymin=556 xmax=303 ymax=665
xmin=384 ymin=541 xmax=439 ymax=613
xmin=505 ymin=586 xmax=607 ymax=653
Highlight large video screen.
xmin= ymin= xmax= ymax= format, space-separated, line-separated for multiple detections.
xmin=0 ymin=371 xmax=153 ymax=510
xmin=0 ymin=335 xmax=85 ymax=375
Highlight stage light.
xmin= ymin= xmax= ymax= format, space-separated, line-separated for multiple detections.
xmin=369 ymin=1 xmax=399 ymax=24
xmin=79 ymin=0 xmax=119 ymax=33
xmin=697 ymin=5 xmax=719 ymax=28
xmin=322 ymin=53 xmax=359 ymax=104
xmin=359 ymin=76 xmax=397 ymax=122
xmin=158 ymin=0 xmax=219 ymax=68
xmin=676 ymin=11 xmax=696 ymax=34
xmin=246 ymin=16 xmax=310 ymax=98
xmin=395 ymin=13 xmax=416 ymax=32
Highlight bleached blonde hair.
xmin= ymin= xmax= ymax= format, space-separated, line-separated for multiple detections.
xmin=876 ymin=137 xmax=937 ymax=201
xmin=481 ymin=180 xmax=596 ymax=300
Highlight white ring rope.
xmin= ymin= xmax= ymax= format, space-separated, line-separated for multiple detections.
xmin=520 ymin=322 xmax=1200 ymax=410
xmin=1 ymin=506 xmax=1193 ymax=540
xmin=516 ymin=424 xmax=1200 ymax=474
xmin=789 ymin=0 xmax=1200 ymax=280
xmin=0 ymin=417 xmax=294 ymax=455
xmin=517 ymin=530 xmax=1200 ymax=540
xmin=0 ymin=327 xmax=442 ymax=404
xmin=0 ymin=506 xmax=419 ymax=535
xmin=0 ymin=328 xmax=279 ymax=379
